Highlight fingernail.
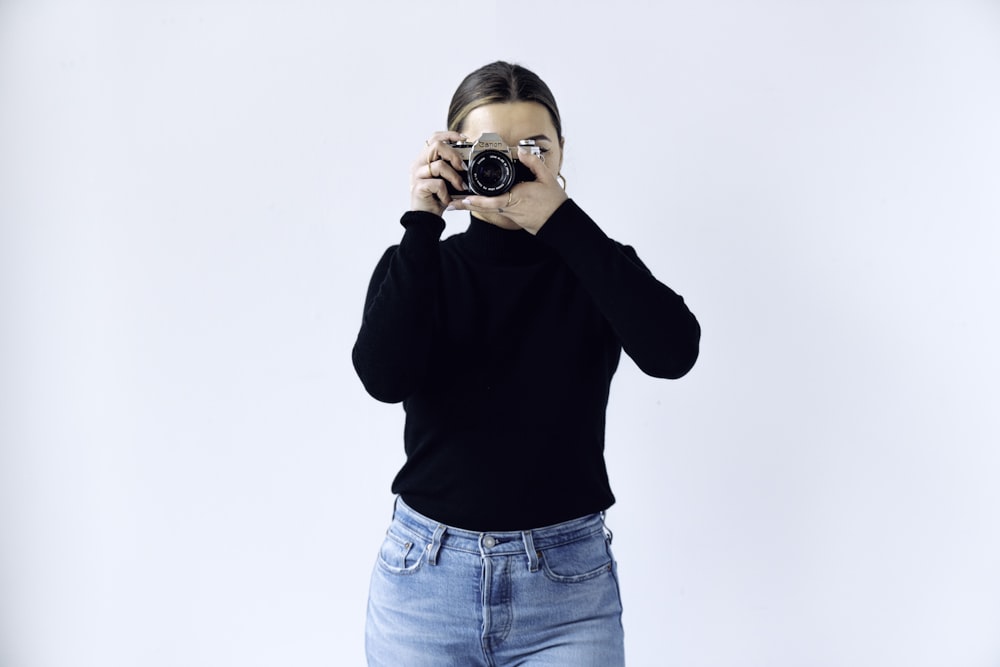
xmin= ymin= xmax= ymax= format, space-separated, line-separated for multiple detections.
xmin=444 ymin=204 xmax=455 ymax=212
xmin=462 ymin=198 xmax=471 ymax=206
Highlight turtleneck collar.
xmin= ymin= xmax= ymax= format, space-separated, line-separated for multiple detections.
xmin=457 ymin=215 xmax=552 ymax=265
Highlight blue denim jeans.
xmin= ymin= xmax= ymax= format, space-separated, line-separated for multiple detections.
xmin=365 ymin=498 xmax=625 ymax=666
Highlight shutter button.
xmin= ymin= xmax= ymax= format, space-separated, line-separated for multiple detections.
xmin=483 ymin=535 xmax=497 ymax=548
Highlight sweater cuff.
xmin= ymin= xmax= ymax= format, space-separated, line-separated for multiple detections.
xmin=401 ymin=210 xmax=446 ymax=238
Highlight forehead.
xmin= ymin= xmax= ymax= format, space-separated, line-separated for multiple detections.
xmin=462 ymin=101 xmax=557 ymax=141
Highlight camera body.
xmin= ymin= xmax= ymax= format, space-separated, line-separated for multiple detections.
xmin=446 ymin=132 xmax=540 ymax=197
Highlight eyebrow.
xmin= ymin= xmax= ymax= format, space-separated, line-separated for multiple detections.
xmin=524 ymin=134 xmax=553 ymax=142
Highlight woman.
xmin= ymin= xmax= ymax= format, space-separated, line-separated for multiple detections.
xmin=353 ymin=61 xmax=700 ymax=666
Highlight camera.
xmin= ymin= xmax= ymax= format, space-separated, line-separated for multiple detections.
xmin=446 ymin=132 xmax=541 ymax=197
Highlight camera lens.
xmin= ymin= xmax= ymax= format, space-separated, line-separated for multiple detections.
xmin=468 ymin=151 xmax=515 ymax=196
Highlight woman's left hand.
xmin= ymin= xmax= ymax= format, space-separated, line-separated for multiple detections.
xmin=450 ymin=147 xmax=568 ymax=235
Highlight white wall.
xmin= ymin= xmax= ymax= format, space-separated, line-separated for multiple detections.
xmin=2 ymin=1 xmax=999 ymax=665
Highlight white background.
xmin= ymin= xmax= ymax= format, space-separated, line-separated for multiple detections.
xmin=2 ymin=1 xmax=999 ymax=665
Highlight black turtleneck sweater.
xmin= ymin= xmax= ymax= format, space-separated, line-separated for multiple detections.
xmin=352 ymin=199 xmax=700 ymax=531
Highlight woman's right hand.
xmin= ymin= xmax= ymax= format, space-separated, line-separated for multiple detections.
xmin=410 ymin=131 xmax=468 ymax=216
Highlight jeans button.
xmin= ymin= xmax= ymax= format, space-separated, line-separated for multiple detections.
xmin=483 ymin=535 xmax=496 ymax=548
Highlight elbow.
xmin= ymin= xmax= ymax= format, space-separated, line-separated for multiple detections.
xmin=361 ymin=382 xmax=410 ymax=404
xmin=635 ymin=317 xmax=701 ymax=380
xmin=355 ymin=371 xmax=411 ymax=405
xmin=664 ymin=345 xmax=700 ymax=379
xmin=640 ymin=345 xmax=699 ymax=379
xmin=352 ymin=346 xmax=415 ymax=404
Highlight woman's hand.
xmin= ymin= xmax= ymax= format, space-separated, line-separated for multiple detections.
xmin=450 ymin=146 xmax=568 ymax=235
xmin=410 ymin=131 xmax=467 ymax=216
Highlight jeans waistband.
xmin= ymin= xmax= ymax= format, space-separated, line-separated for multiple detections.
xmin=390 ymin=497 xmax=608 ymax=562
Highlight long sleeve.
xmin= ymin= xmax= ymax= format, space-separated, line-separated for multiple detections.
xmin=535 ymin=199 xmax=701 ymax=379
xmin=351 ymin=211 xmax=446 ymax=403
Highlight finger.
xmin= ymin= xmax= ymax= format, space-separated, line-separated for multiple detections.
xmin=434 ymin=144 xmax=467 ymax=174
xmin=453 ymin=192 xmax=505 ymax=211
xmin=420 ymin=143 xmax=464 ymax=175
xmin=412 ymin=178 xmax=451 ymax=206
xmin=516 ymin=146 xmax=555 ymax=183
xmin=426 ymin=159 xmax=467 ymax=193
xmin=426 ymin=130 xmax=466 ymax=145
xmin=411 ymin=150 xmax=462 ymax=185
xmin=424 ymin=131 xmax=468 ymax=172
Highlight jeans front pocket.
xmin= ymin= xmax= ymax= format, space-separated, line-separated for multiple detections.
xmin=376 ymin=529 xmax=427 ymax=575
xmin=539 ymin=532 xmax=615 ymax=584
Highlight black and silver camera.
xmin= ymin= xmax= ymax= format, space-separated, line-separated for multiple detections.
xmin=446 ymin=132 xmax=541 ymax=197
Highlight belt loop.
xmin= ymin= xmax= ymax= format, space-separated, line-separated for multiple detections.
xmin=427 ymin=523 xmax=446 ymax=566
xmin=601 ymin=511 xmax=614 ymax=544
xmin=521 ymin=530 xmax=539 ymax=572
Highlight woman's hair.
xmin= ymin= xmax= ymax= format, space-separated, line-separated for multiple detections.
xmin=447 ymin=61 xmax=563 ymax=139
